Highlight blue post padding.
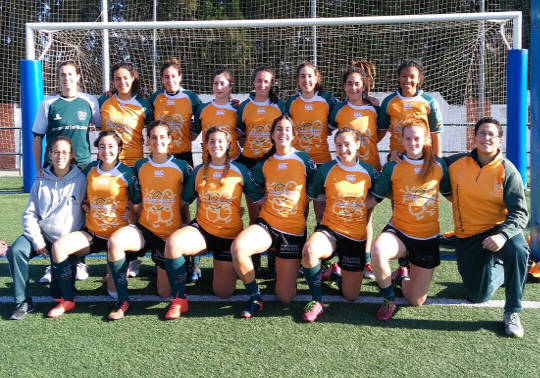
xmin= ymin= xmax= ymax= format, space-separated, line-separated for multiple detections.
xmin=20 ymin=60 xmax=44 ymax=193
xmin=506 ymin=49 xmax=528 ymax=186
xmin=530 ymin=6 xmax=540 ymax=261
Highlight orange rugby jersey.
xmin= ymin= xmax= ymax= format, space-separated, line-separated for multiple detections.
xmin=378 ymin=90 xmax=443 ymax=153
xmin=182 ymin=161 xmax=263 ymax=238
xmin=372 ymin=155 xmax=450 ymax=239
xmin=237 ymin=96 xmax=284 ymax=159
xmin=445 ymin=150 xmax=528 ymax=239
xmin=99 ymin=94 xmax=152 ymax=166
xmin=285 ymin=91 xmax=337 ymax=164
xmin=308 ymin=159 xmax=377 ymax=241
xmin=135 ymin=156 xmax=191 ymax=240
xmin=83 ymin=161 xmax=141 ymax=238
xmin=252 ymin=150 xmax=316 ymax=235
xmin=193 ymin=101 xmax=241 ymax=159
xmin=150 ymin=89 xmax=201 ymax=155
xmin=329 ymin=101 xmax=381 ymax=171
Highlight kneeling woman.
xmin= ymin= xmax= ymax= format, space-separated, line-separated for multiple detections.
xmin=106 ymin=120 xmax=192 ymax=320
xmin=48 ymin=131 xmax=140 ymax=318
xmin=231 ymin=115 xmax=316 ymax=318
xmin=301 ymin=127 xmax=378 ymax=322
xmin=163 ymin=125 xmax=262 ymax=319
xmin=370 ymin=119 xmax=450 ymax=321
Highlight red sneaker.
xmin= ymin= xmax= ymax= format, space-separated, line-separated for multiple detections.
xmin=165 ymin=296 xmax=189 ymax=320
xmin=391 ymin=266 xmax=409 ymax=285
xmin=321 ymin=262 xmax=341 ymax=281
xmin=47 ymin=298 xmax=76 ymax=318
xmin=108 ymin=301 xmax=130 ymax=320
xmin=363 ymin=262 xmax=376 ymax=279
xmin=302 ymin=301 xmax=324 ymax=322
xmin=376 ymin=299 xmax=396 ymax=321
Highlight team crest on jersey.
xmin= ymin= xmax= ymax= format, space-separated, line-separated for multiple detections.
xmin=216 ymin=110 xmax=225 ymax=116
xmin=154 ymin=170 xmax=164 ymax=177
xmin=278 ymin=163 xmax=288 ymax=170
xmin=213 ymin=172 xmax=224 ymax=179
xmin=77 ymin=110 xmax=87 ymax=121
xmin=167 ymin=100 xmax=175 ymax=105
xmin=491 ymin=182 xmax=503 ymax=197
xmin=54 ymin=113 xmax=62 ymax=120
xmin=346 ymin=174 xmax=356 ymax=182
xmin=403 ymin=103 xmax=413 ymax=109
xmin=304 ymin=104 xmax=313 ymax=111
xmin=400 ymin=184 xmax=437 ymax=220
xmin=414 ymin=167 xmax=421 ymax=174
xmin=353 ymin=112 xmax=362 ymax=118
xmin=257 ymin=108 xmax=266 ymax=114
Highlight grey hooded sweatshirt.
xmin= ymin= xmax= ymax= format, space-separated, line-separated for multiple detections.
xmin=22 ymin=164 xmax=87 ymax=250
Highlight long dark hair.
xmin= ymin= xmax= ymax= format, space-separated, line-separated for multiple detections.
xmin=342 ymin=58 xmax=376 ymax=105
xmin=259 ymin=114 xmax=295 ymax=162
xmin=397 ymin=59 xmax=425 ymax=88
xmin=111 ymin=62 xmax=140 ymax=96
xmin=296 ymin=62 xmax=323 ymax=93
xmin=252 ymin=65 xmax=279 ymax=104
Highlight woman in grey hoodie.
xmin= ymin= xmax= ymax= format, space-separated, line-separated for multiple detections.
xmin=7 ymin=136 xmax=86 ymax=320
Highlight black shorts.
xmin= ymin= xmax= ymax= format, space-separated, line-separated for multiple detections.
xmin=189 ymin=220 xmax=234 ymax=261
xmin=236 ymin=154 xmax=260 ymax=169
xmin=82 ymin=228 xmax=109 ymax=254
xmin=254 ymin=217 xmax=305 ymax=259
xmin=130 ymin=223 xmax=166 ymax=269
xmin=315 ymin=224 xmax=366 ymax=272
xmin=173 ymin=152 xmax=194 ymax=168
xmin=382 ymin=224 xmax=440 ymax=269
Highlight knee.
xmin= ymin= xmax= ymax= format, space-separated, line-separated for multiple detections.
xmin=407 ymin=296 xmax=427 ymax=307
xmin=343 ymin=291 xmax=359 ymax=302
xmin=231 ymin=239 xmax=248 ymax=259
xmin=214 ymin=288 xmax=233 ymax=299
xmin=466 ymin=292 xmax=491 ymax=304
xmin=301 ymin=244 xmax=314 ymax=264
xmin=157 ymin=286 xmax=171 ymax=298
xmin=276 ymin=291 xmax=295 ymax=304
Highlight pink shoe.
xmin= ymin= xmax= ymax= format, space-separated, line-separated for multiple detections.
xmin=302 ymin=301 xmax=324 ymax=322
xmin=391 ymin=266 xmax=409 ymax=285
xmin=376 ymin=299 xmax=396 ymax=321
xmin=363 ymin=262 xmax=375 ymax=279
xmin=48 ymin=298 xmax=76 ymax=318
xmin=321 ymin=263 xmax=341 ymax=281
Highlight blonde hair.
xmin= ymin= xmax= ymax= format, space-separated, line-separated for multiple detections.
xmin=401 ymin=118 xmax=434 ymax=180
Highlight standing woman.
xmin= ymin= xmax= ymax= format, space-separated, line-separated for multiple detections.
xmin=231 ymin=115 xmax=317 ymax=318
xmin=329 ymin=59 xmax=380 ymax=279
xmin=47 ymin=131 xmax=141 ymax=318
xmin=193 ymin=69 xmax=241 ymax=161
xmin=370 ymin=119 xmax=450 ymax=321
xmin=7 ymin=137 xmax=86 ymax=320
xmin=285 ymin=62 xmax=337 ymax=223
xmin=163 ymin=126 xmax=263 ymax=319
xmin=32 ymin=61 xmax=100 ymax=170
xmin=100 ymin=62 xmax=152 ymax=167
xmin=150 ymin=58 xmax=201 ymax=280
xmin=237 ymin=66 xmax=284 ymax=275
xmin=32 ymin=61 xmax=100 ymax=282
xmin=106 ymin=120 xmax=192 ymax=320
xmin=301 ymin=128 xmax=378 ymax=322
xmin=378 ymin=60 xmax=443 ymax=163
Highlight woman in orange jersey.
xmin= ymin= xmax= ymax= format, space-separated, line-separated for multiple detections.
xmin=237 ymin=65 xmax=284 ymax=276
xmin=370 ymin=119 xmax=450 ymax=321
xmin=47 ymin=130 xmax=141 ymax=318
xmin=329 ymin=59 xmax=380 ymax=280
xmin=301 ymin=128 xmax=378 ymax=322
xmin=231 ymin=115 xmax=317 ymax=318
xmin=285 ymin=62 xmax=337 ymax=224
xmin=100 ymin=62 xmax=152 ymax=167
xmin=378 ymin=60 xmax=443 ymax=162
xmin=162 ymin=126 xmax=263 ymax=320
xmin=150 ymin=58 xmax=202 ymax=281
xmin=105 ymin=120 xmax=192 ymax=320
xmin=193 ymin=69 xmax=241 ymax=161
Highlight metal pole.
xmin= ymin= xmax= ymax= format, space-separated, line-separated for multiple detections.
xmin=152 ymin=0 xmax=158 ymax=92
xmin=102 ymin=0 xmax=110 ymax=93
xmin=311 ymin=0 xmax=317 ymax=65
xmin=478 ymin=0 xmax=485 ymax=118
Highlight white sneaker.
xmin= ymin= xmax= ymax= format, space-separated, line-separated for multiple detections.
xmin=75 ymin=262 xmax=89 ymax=281
xmin=128 ymin=259 xmax=141 ymax=278
xmin=40 ymin=266 xmax=52 ymax=283
xmin=503 ymin=312 xmax=524 ymax=338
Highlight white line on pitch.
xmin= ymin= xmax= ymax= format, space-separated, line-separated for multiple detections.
xmin=1 ymin=295 xmax=539 ymax=309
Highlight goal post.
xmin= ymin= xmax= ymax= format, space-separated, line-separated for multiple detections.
xmin=21 ymin=11 xmax=526 ymax=191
